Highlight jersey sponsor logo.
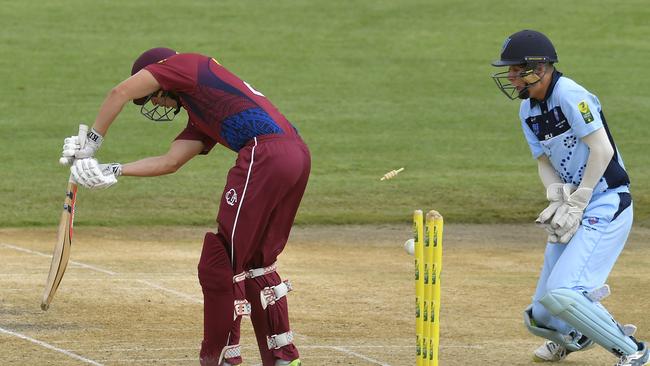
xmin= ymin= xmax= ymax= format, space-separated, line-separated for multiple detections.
xmin=578 ymin=101 xmax=594 ymax=123
xmin=525 ymin=106 xmax=570 ymax=141
xmin=225 ymin=188 xmax=238 ymax=206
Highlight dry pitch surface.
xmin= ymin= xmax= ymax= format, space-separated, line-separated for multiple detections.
xmin=1 ymin=224 xmax=649 ymax=366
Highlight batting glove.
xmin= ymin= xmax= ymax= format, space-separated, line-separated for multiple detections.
xmin=74 ymin=128 xmax=104 ymax=159
xmin=60 ymin=136 xmax=81 ymax=165
xmin=71 ymin=158 xmax=121 ymax=189
xmin=551 ymin=186 xmax=593 ymax=244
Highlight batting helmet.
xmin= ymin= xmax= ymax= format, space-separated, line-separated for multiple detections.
xmin=491 ymin=30 xmax=557 ymax=67
xmin=131 ymin=47 xmax=178 ymax=105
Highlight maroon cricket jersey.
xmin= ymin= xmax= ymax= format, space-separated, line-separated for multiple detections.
xmin=144 ymin=53 xmax=299 ymax=152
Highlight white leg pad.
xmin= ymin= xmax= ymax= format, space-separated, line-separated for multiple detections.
xmin=267 ymin=330 xmax=294 ymax=350
xmin=540 ymin=288 xmax=638 ymax=357
xmin=261 ymin=280 xmax=293 ymax=309
xmin=218 ymin=344 xmax=241 ymax=364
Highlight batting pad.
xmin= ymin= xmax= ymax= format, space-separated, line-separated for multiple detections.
xmin=540 ymin=288 xmax=638 ymax=356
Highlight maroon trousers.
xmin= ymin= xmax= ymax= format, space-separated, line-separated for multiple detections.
xmin=198 ymin=134 xmax=310 ymax=365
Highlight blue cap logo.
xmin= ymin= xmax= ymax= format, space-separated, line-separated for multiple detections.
xmin=501 ymin=37 xmax=512 ymax=53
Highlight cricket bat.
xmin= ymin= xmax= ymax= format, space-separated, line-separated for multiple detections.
xmin=41 ymin=124 xmax=87 ymax=311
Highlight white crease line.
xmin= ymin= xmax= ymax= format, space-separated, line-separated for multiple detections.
xmin=136 ymin=280 xmax=204 ymax=304
xmin=331 ymin=346 xmax=391 ymax=366
xmin=0 ymin=326 xmax=104 ymax=366
xmin=0 ymin=243 xmax=116 ymax=275
xmin=1 ymin=242 xmax=397 ymax=366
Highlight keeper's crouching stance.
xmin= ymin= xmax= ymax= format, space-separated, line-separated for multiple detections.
xmin=491 ymin=30 xmax=649 ymax=366
xmin=61 ymin=47 xmax=309 ymax=366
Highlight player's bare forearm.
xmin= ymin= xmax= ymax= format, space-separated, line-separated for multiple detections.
xmin=121 ymin=155 xmax=182 ymax=176
xmin=92 ymin=70 xmax=161 ymax=136
xmin=121 ymin=139 xmax=204 ymax=177
xmin=579 ymin=128 xmax=614 ymax=189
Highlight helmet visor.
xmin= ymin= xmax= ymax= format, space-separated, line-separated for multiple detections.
xmin=492 ymin=70 xmax=527 ymax=100
xmin=140 ymin=92 xmax=181 ymax=122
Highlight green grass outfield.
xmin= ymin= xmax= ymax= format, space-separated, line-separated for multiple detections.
xmin=1 ymin=0 xmax=649 ymax=227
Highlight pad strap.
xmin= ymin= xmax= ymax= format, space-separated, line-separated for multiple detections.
xmin=233 ymin=271 xmax=247 ymax=283
xmin=234 ymin=299 xmax=251 ymax=318
xmin=247 ymin=262 xmax=277 ymax=279
xmin=267 ymin=330 xmax=294 ymax=350
xmin=233 ymin=262 xmax=278 ymax=283
xmin=261 ymin=280 xmax=293 ymax=309
xmin=218 ymin=344 xmax=241 ymax=364
xmin=585 ymin=284 xmax=610 ymax=302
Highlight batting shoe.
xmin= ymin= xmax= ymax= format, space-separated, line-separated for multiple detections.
xmin=275 ymin=359 xmax=301 ymax=366
xmin=615 ymin=342 xmax=650 ymax=366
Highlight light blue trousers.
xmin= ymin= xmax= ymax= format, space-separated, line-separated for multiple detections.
xmin=531 ymin=190 xmax=633 ymax=334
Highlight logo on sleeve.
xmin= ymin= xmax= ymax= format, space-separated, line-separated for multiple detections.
xmin=578 ymin=101 xmax=594 ymax=123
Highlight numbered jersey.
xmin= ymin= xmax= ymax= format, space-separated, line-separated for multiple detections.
xmin=145 ymin=53 xmax=298 ymax=152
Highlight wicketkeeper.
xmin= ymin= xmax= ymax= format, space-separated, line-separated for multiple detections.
xmin=60 ymin=47 xmax=309 ymax=366
xmin=491 ymin=30 xmax=649 ymax=366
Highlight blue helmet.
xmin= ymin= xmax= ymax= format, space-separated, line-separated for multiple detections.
xmin=492 ymin=30 xmax=557 ymax=67
xmin=491 ymin=30 xmax=557 ymax=100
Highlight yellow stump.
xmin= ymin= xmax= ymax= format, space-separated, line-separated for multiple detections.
xmin=414 ymin=210 xmax=424 ymax=366
xmin=414 ymin=209 xmax=443 ymax=366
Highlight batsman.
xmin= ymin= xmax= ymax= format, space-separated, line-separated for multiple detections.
xmin=60 ymin=48 xmax=309 ymax=366
xmin=491 ymin=30 xmax=648 ymax=366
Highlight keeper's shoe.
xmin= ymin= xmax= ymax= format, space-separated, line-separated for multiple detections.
xmin=533 ymin=341 xmax=569 ymax=362
xmin=533 ymin=334 xmax=595 ymax=362
xmin=615 ymin=342 xmax=650 ymax=366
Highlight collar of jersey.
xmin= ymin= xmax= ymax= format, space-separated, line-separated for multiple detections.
xmin=530 ymin=70 xmax=563 ymax=107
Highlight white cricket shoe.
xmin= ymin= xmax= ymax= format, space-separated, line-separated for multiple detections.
xmin=534 ymin=341 xmax=569 ymax=362
xmin=615 ymin=342 xmax=650 ymax=366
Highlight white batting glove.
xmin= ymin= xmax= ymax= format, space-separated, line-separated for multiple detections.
xmin=70 ymin=158 xmax=121 ymax=189
xmin=551 ymin=187 xmax=593 ymax=243
xmin=535 ymin=183 xmax=576 ymax=244
xmin=60 ymin=136 xmax=81 ymax=165
xmin=74 ymin=128 xmax=104 ymax=159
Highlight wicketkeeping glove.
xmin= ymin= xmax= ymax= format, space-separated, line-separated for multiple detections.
xmin=70 ymin=158 xmax=121 ymax=189
xmin=551 ymin=186 xmax=593 ymax=244
xmin=535 ymin=183 xmax=576 ymax=243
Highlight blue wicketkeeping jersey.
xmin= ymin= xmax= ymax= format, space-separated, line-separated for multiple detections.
xmin=519 ymin=71 xmax=629 ymax=194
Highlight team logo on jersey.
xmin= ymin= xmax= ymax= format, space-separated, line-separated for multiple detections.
xmin=225 ymin=188 xmax=238 ymax=206
xmin=532 ymin=123 xmax=540 ymax=135
xmin=578 ymin=101 xmax=594 ymax=123
xmin=588 ymin=217 xmax=599 ymax=225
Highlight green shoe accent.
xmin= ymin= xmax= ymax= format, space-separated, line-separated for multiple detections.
xmin=276 ymin=359 xmax=301 ymax=366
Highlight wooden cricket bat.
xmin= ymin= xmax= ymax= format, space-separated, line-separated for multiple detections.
xmin=41 ymin=124 xmax=87 ymax=311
